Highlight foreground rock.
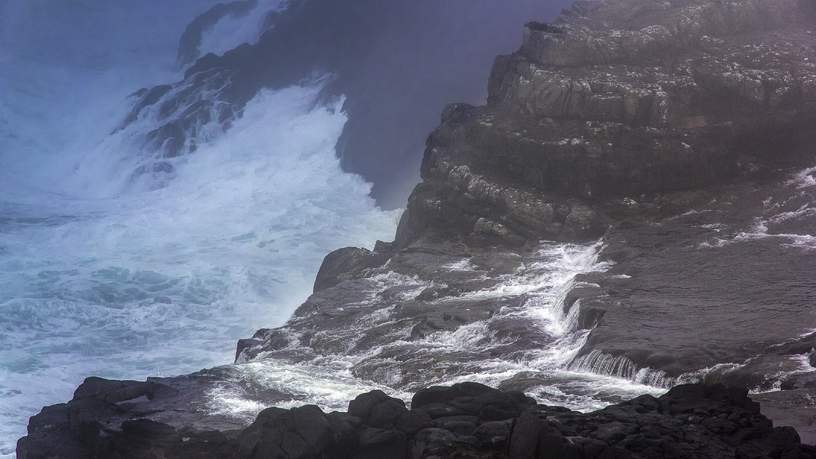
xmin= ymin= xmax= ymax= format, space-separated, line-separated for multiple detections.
xmin=18 ymin=381 xmax=815 ymax=458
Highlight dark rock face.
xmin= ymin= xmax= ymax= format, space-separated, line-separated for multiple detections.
xmin=18 ymin=382 xmax=816 ymax=458
xmin=396 ymin=0 xmax=816 ymax=247
xmin=313 ymin=245 xmax=391 ymax=292
xmin=16 ymin=372 xmax=249 ymax=459
xmin=563 ymin=166 xmax=816 ymax=381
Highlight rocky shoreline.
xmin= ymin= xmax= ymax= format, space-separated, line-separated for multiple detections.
xmin=17 ymin=0 xmax=816 ymax=456
xmin=17 ymin=378 xmax=815 ymax=458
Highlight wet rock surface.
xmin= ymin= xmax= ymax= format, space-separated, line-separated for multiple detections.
xmin=232 ymin=0 xmax=816 ymax=445
xmin=568 ymin=175 xmax=816 ymax=382
xmin=755 ymin=389 xmax=816 ymax=447
xmin=386 ymin=0 xmax=816 ymax=390
xmin=18 ymin=381 xmax=816 ymax=458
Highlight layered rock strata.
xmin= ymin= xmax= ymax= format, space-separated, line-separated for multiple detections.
xmin=396 ymin=0 xmax=816 ymax=247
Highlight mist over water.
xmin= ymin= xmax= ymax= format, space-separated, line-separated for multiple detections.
xmin=0 ymin=2 xmax=397 ymax=454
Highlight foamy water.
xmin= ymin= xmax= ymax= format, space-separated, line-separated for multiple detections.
xmin=0 ymin=83 xmax=399 ymax=456
xmin=0 ymin=2 xmax=399 ymax=454
xmin=197 ymin=0 xmax=286 ymax=59
xmin=213 ymin=241 xmax=666 ymax=422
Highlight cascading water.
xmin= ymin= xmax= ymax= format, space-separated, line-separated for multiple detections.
xmin=0 ymin=2 xmax=397 ymax=455
xmin=207 ymin=241 xmax=667 ymax=423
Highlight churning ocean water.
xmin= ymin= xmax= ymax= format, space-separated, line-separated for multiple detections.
xmin=0 ymin=1 xmax=397 ymax=454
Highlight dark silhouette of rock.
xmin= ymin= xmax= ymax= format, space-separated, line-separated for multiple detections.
xmin=17 ymin=382 xmax=816 ymax=458
xmin=238 ymin=405 xmax=341 ymax=458
xmin=313 ymin=246 xmax=390 ymax=293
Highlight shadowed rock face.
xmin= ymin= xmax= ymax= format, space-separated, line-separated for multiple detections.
xmin=17 ymin=380 xmax=816 ymax=458
xmin=312 ymin=245 xmax=391 ymax=293
xmin=395 ymin=0 xmax=816 ymax=247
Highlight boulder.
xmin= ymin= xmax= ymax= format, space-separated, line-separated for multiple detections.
xmin=313 ymin=247 xmax=390 ymax=292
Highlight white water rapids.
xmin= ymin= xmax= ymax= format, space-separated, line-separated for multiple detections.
xmin=0 ymin=2 xmax=397 ymax=455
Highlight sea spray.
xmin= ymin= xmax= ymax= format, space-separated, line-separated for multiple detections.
xmin=0 ymin=83 xmax=398 ymax=455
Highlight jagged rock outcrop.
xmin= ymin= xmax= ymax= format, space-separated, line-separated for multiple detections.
xmin=18 ymin=381 xmax=816 ymax=458
xmin=312 ymin=243 xmax=393 ymax=293
xmin=395 ymin=0 xmax=816 ymax=247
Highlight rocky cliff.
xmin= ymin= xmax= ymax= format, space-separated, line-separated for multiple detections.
xmin=397 ymin=0 xmax=815 ymax=246
xmin=18 ymin=0 xmax=816 ymax=457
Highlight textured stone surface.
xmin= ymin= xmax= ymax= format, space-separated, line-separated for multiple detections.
xmin=313 ymin=245 xmax=391 ymax=292
xmin=395 ymin=0 xmax=816 ymax=247
xmin=18 ymin=382 xmax=816 ymax=458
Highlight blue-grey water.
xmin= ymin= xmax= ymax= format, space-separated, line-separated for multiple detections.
xmin=0 ymin=2 xmax=397 ymax=454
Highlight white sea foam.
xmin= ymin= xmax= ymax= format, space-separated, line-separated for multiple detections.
xmin=700 ymin=217 xmax=816 ymax=250
xmin=443 ymin=258 xmax=477 ymax=272
xmin=768 ymin=204 xmax=816 ymax=223
xmin=0 ymin=57 xmax=397 ymax=459
xmin=788 ymin=166 xmax=816 ymax=189
xmin=0 ymin=84 xmax=398 ymax=454
xmin=411 ymin=241 xmax=662 ymax=405
xmin=197 ymin=0 xmax=286 ymax=60
xmin=201 ymin=240 xmax=671 ymax=419
xmin=207 ymin=360 xmax=412 ymax=421
xmin=454 ymin=242 xmax=608 ymax=302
